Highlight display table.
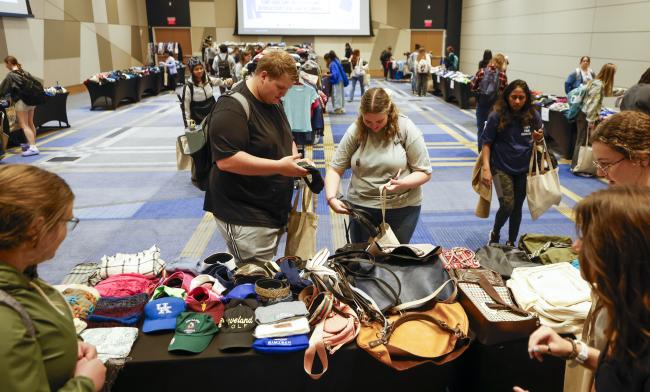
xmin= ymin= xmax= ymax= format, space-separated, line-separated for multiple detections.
xmin=86 ymin=78 xmax=140 ymax=110
xmin=431 ymin=74 xmax=474 ymax=109
xmin=136 ymin=73 xmax=162 ymax=99
xmin=112 ymin=330 xmax=564 ymax=391
xmin=34 ymin=93 xmax=70 ymax=128
xmin=537 ymin=107 xmax=577 ymax=159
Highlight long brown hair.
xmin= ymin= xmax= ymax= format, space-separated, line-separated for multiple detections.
xmin=0 ymin=165 xmax=74 ymax=250
xmin=575 ymin=186 xmax=650 ymax=367
xmin=592 ymin=111 xmax=650 ymax=163
xmin=416 ymin=48 xmax=426 ymax=62
xmin=493 ymin=79 xmax=537 ymax=132
xmin=350 ymin=49 xmax=360 ymax=67
xmin=355 ymin=88 xmax=400 ymax=143
xmin=596 ymin=63 xmax=617 ymax=97
xmin=4 ymin=55 xmax=21 ymax=70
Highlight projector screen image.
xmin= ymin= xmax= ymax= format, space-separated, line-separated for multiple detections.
xmin=0 ymin=0 xmax=31 ymax=16
xmin=237 ymin=0 xmax=371 ymax=36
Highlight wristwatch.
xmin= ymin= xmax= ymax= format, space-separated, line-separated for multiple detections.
xmin=574 ymin=339 xmax=589 ymax=364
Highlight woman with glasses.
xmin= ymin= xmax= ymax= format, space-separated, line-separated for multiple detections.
xmin=516 ymin=186 xmax=650 ymax=392
xmin=591 ymin=110 xmax=650 ymax=187
xmin=0 ymin=165 xmax=105 ymax=392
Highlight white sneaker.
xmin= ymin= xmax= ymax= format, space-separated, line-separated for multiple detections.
xmin=22 ymin=146 xmax=39 ymax=157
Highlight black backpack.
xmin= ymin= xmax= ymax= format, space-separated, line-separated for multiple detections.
xmin=216 ymin=55 xmax=231 ymax=78
xmin=188 ymin=91 xmax=250 ymax=191
xmin=477 ymin=67 xmax=500 ymax=106
xmin=13 ymin=71 xmax=46 ymax=106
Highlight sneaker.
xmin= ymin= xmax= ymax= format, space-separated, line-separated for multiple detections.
xmin=20 ymin=143 xmax=29 ymax=152
xmin=21 ymin=146 xmax=39 ymax=157
xmin=505 ymin=240 xmax=516 ymax=248
xmin=488 ymin=230 xmax=499 ymax=245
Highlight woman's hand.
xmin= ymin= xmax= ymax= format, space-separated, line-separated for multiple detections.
xmin=532 ymin=129 xmax=544 ymax=141
xmin=384 ymin=178 xmax=407 ymax=192
xmin=77 ymin=341 xmax=98 ymax=360
xmin=328 ymin=198 xmax=350 ymax=214
xmin=225 ymin=78 xmax=234 ymax=87
xmin=527 ymin=326 xmax=573 ymax=362
xmin=481 ymin=167 xmax=492 ymax=188
xmin=75 ymin=358 xmax=106 ymax=392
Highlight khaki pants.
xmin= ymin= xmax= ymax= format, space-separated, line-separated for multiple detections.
xmin=213 ymin=215 xmax=284 ymax=267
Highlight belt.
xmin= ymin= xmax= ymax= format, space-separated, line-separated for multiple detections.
xmin=255 ymin=278 xmax=290 ymax=300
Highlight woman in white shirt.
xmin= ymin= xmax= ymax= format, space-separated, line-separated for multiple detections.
xmin=181 ymin=57 xmax=232 ymax=127
xmin=325 ymin=88 xmax=432 ymax=243
xmin=564 ymin=56 xmax=595 ymax=94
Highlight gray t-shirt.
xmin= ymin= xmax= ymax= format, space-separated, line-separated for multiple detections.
xmin=330 ymin=115 xmax=432 ymax=209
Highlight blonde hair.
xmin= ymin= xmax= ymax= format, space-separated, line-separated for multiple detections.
xmin=596 ymin=63 xmax=617 ymax=97
xmin=0 ymin=165 xmax=74 ymax=250
xmin=355 ymin=88 xmax=400 ymax=143
xmin=255 ymin=51 xmax=298 ymax=82
xmin=592 ymin=111 xmax=650 ymax=163
xmin=489 ymin=53 xmax=506 ymax=71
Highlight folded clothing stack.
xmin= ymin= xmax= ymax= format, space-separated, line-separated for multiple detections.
xmin=87 ymin=293 xmax=149 ymax=328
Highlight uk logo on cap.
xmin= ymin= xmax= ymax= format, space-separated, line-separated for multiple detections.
xmin=143 ymin=297 xmax=186 ymax=334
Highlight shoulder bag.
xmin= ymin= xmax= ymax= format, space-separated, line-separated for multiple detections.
xmin=526 ymin=139 xmax=562 ymax=220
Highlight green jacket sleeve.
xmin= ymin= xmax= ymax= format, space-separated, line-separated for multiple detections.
xmin=0 ymin=306 xmax=95 ymax=392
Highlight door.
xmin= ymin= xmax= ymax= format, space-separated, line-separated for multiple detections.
xmin=410 ymin=30 xmax=444 ymax=66
xmin=153 ymin=27 xmax=192 ymax=65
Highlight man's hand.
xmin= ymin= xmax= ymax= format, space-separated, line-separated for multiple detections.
xmin=277 ymin=154 xmax=308 ymax=177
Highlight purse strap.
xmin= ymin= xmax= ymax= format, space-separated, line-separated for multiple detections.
xmin=477 ymin=274 xmax=530 ymax=317
xmin=379 ymin=185 xmax=388 ymax=227
xmin=301 ymin=183 xmax=316 ymax=213
xmin=291 ymin=184 xmax=302 ymax=213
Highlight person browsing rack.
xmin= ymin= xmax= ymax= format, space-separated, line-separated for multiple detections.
xmin=325 ymin=88 xmax=432 ymax=244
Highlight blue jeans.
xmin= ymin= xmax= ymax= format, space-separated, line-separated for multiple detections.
xmin=348 ymin=204 xmax=422 ymax=244
xmin=331 ymin=81 xmax=344 ymax=110
xmin=348 ymin=75 xmax=364 ymax=101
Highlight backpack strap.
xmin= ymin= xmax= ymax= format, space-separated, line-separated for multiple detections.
xmin=220 ymin=91 xmax=250 ymax=121
xmin=0 ymin=288 xmax=36 ymax=338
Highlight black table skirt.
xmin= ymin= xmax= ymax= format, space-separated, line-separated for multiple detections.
xmin=112 ymin=330 xmax=564 ymax=392
xmin=431 ymin=75 xmax=474 ymax=109
xmin=86 ymin=78 xmax=140 ymax=110
xmin=136 ymin=73 xmax=162 ymax=98
xmin=1 ymin=93 xmax=71 ymax=148
xmin=537 ymin=107 xmax=577 ymax=159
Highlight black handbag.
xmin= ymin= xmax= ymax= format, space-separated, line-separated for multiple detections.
xmin=331 ymin=250 xmax=456 ymax=314
xmin=474 ymin=244 xmax=538 ymax=278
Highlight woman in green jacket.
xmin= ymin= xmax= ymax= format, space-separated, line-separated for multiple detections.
xmin=0 ymin=164 xmax=105 ymax=392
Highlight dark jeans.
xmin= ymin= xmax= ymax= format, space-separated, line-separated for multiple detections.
xmin=348 ymin=204 xmax=421 ymax=244
xmin=492 ymin=169 xmax=527 ymax=244
xmin=571 ymin=111 xmax=588 ymax=169
xmin=476 ymin=103 xmax=491 ymax=151
xmin=382 ymin=61 xmax=389 ymax=79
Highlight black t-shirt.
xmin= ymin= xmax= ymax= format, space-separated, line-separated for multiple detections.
xmin=203 ymin=81 xmax=294 ymax=228
xmin=595 ymin=351 xmax=650 ymax=392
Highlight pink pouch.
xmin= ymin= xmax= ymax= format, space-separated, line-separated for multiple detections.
xmin=160 ymin=271 xmax=195 ymax=292
xmin=95 ymin=273 xmax=157 ymax=297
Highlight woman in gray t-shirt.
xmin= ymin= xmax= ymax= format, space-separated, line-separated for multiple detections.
xmin=325 ymin=88 xmax=432 ymax=243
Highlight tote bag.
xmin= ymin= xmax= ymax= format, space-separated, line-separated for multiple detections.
xmin=285 ymin=184 xmax=318 ymax=260
xmin=526 ymin=140 xmax=562 ymax=220
xmin=572 ymin=128 xmax=597 ymax=175
xmin=366 ymin=185 xmax=400 ymax=255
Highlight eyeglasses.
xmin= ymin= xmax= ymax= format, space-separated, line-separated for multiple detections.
xmin=592 ymin=157 xmax=626 ymax=175
xmin=65 ymin=217 xmax=80 ymax=231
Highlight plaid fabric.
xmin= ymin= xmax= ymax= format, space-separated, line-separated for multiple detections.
xmin=61 ymin=263 xmax=100 ymax=285
xmin=470 ymin=65 xmax=508 ymax=95
xmin=98 ymin=245 xmax=165 ymax=279
xmin=87 ymin=293 xmax=148 ymax=328
xmin=459 ymin=282 xmax=535 ymax=322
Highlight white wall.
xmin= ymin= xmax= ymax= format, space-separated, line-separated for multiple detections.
xmin=459 ymin=0 xmax=650 ymax=96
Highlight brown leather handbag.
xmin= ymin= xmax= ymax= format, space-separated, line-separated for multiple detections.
xmin=451 ymin=268 xmax=539 ymax=345
xmin=356 ymin=301 xmax=471 ymax=371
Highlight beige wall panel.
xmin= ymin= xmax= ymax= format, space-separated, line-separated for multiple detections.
xmin=96 ymin=29 xmax=113 ymax=72
xmin=28 ymin=0 xmax=45 ymax=19
xmin=191 ymin=27 xmax=206 ymax=56
xmin=44 ymin=57 xmax=80 ymax=86
xmin=215 ymin=27 xmax=237 ymax=43
xmin=64 ymin=0 xmax=94 ymax=22
xmin=367 ymin=28 xmax=400 ymax=70
xmin=3 ymin=18 xmax=44 ymax=79
xmin=44 ymin=20 xmax=80 ymax=60
xmin=591 ymin=32 xmax=650 ymax=62
xmin=117 ymin=0 xmax=139 ymax=26
xmin=106 ymin=0 xmax=119 ymax=24
xmin=110 ymin=42 xmax=132 ymax=70
xmin=136 ymin=0 xmax=148 ymax=26
xmin=80 ymin=22 xmax=101 ymax=79
xmin=593 ymin=2 xmax=650 ymax=32
xmin=371 ymin=0 xmax=388 ymax=25
xmin=386 ymin=0 xmax=410 ymax=28
xmin=107 ymin=24 xmax=131 ymax=59
xmin=44 ymin=0 xmax=65 ymax=20
xmin=462 ymin=8 xmax=596 ymax=36
xmin=595 ymin=0 xmax=648 ymax=5
xmin=462 ymin=0 xmax=596 ymax=21
xmin=460 ymin=33 xmax=593 ymax=58
xmin=131 ymin=26 xmax=145 ymax=62
xmin=191 ymin=1 xmax=216 ymax=27
xmin=92 ymin=0 xmax=108 ymax=23
xmin=215 ymin=0 xmax=236 ymax=27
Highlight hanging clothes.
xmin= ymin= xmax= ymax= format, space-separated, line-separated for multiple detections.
xmin=282 ymin=83 xmax=319 ymax=145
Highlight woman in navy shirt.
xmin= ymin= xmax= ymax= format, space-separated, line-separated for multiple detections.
xmin=481 ymin=79 xmax=544 ymax=246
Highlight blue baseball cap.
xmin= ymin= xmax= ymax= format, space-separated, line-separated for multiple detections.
xmin=224 ymin=283 xmax=257 ymax=301
xmin=253 ymin=334 xmax=309 ymax=354
xmin=143 ymin=297 xmax=186 ymax=333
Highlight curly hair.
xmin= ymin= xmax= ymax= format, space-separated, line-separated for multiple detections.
xmin=493 ymin=79 xmax=537 ymax=132
xmin=354 ymin=88 xmax=400 ymax=143
xmin=0 ymin=165 xmax=74 ymax=250
xmin=575 ymin=186 xmax=650 ymax=367
xmin=592 ymin=111 xmax=650 ymax=163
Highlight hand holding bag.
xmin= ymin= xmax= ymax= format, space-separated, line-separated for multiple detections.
xmin=526 ymin=139 xmax=562 ymax=220
xmin=285 ymin=184 xmax=318 ymax=260
xmin=369 ymin=185 xmax=400 ymax=249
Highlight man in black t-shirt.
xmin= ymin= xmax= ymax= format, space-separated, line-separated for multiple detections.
xmin=203 ymin=51 xmax=308 ymax=266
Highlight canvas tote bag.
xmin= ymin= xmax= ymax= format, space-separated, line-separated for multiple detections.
xmin=285 ymin=184 xmax=318 ymax=260
xmin=572 ymin=127 xmax=597 ymax=175
xmin=526 ymin=139 xmax=562 ymax=220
